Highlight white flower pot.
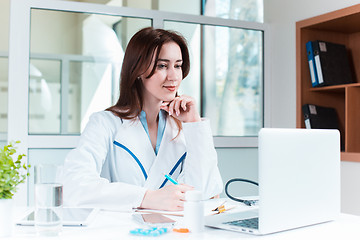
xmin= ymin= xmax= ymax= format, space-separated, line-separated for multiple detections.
xmin=0 ymin=199 xmax=14 ymax=237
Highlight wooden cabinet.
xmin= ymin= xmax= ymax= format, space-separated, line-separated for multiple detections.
xmin=296 ymin=4 xmax=360 ymax=162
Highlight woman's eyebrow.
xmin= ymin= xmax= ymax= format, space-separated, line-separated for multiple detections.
xmin=157 ymin=59 xmax=183 ymax=62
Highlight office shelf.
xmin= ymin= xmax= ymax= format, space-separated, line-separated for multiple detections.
xmin=296 ymin=4 xmax=360 ymax=162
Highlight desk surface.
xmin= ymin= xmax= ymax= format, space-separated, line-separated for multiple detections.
xmin=7 ymin=209 xmax=360 ymax=240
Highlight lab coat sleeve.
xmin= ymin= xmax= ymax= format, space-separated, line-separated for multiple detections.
xmin=62 ymin=111 xmax=147 ymax=211
xmin=179 ymin=119 xmax=223 ymax=199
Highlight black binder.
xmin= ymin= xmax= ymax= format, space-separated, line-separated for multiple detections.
xmin=312 ymin=40 xmax=353 ymax=87
xmin=302 ymin=104 xmax=344 ymax=150
xmin=302 ymin=104 xmax=339 ymax=130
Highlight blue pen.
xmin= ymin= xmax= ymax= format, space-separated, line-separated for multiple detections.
xmin=164 ymin=174 xmax=178 ymax=185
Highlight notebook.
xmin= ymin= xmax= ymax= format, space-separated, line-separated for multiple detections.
xmin=205 ymin=128 xmax=340 ymax=235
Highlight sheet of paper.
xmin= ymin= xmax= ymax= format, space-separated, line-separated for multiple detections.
xmin=135 ymin=198 xmax=258 ymax=217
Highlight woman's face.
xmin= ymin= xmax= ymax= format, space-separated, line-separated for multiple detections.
xmin=141 ymin=41 xmax=183 ymax=104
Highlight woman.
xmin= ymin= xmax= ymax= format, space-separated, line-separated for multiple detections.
xmin=62 ymin=27 xmax=223 ymax=211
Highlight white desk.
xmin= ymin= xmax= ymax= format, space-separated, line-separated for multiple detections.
xmin=7 ymin=209 xmax=360 ymax=240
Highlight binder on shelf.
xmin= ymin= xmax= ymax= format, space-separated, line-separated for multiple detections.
xmin=306 ymin=41 xmax=319 ymax=87
xmin=302 ymin=104 xmax=344 ymax=150
xmin=302 ymin=104 xmax=340 ymax=130
xmin=311 ymin=41 xmax=324 ymax=86
xmin=312 ymin=40 xmax=353 ymax=87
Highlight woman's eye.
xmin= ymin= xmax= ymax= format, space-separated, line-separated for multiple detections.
xmin=157 ymin=64 xmax=167 ymax=69
xmin=175 ymin=64 xmax=182 ymax=69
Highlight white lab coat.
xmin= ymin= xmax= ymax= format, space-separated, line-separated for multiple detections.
xmin=62 ymin=111 xmax=223 ymax=211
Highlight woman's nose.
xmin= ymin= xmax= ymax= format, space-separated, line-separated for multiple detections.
xmin=167 ymin=66 xmax=181 ymax=81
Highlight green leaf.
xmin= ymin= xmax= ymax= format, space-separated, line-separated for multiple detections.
xmin=0 ymin=141 xmax=30 ymax=199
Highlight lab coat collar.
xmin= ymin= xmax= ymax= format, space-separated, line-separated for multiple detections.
xmin=114 ymin=116 xmax=186 ymax=189
xmin=144 ymin=117 xmax=186 ymax=189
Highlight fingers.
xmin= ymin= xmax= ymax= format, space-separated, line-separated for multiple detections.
xmin=175 ymin=200 xmax=185 ymax=211
xmin=162 ymin=184 xmax=194 ymax=202
xmin=177 ymin=190 xmax=186 ymax=202
xmin=163 ymin=95 xmax=193 ymax=116
xmin=160 ymin=101 xmax=170 ymax=113
xmin=178 ymin=183 xmax=195 ymax=192
xmin=161 ymin=101 xmax=170 ymax=108
xmin=166 ymin=183 xmax=194 ymax=194
xmin=139 ymin=184 xmax=195 ymax=211
xmin=181 ymin=100 xmax=187 ymax=112
xmin=173 ymin=99 xmax=181 ymax=116
xmin=172 ymin=185 xmax=193 ymax=210
xmin=160 ymin=95 xmax=200 ymax=122
xmin=168 ymin=99 xmax=176 ymax=116
xmin=175 ymin=184 xmax=195 ymax=202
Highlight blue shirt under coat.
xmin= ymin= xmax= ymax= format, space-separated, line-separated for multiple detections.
xmin=139 ymin=110 xmax=167 ymax=155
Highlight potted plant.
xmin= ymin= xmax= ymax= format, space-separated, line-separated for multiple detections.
xmin=0 ymin=141 xmax=30 ymax=237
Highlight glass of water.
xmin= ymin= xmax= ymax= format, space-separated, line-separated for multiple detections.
xmin=34 ymin=165 xmax=63 ymax=236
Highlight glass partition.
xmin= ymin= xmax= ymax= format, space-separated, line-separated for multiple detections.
xmin=158 ymin=0 xmax=201 ymax=15
xmin=203 ymin=0 xmax=263 ymax=22
xmin=203 ymin=26 xmax=263 ymax=136
xmin=115 ymin=0 xmax=201 ymax=15
xmin=9 ymin=0 xmax=266 ymax=207
xmin=164 ymin=21 xmax=201 ymax=111
xmin=0 ymin=0 xmax=10 ymax=146
xmin=0 ymin=0 xmax=10 ymax=52
xmin=0 ymin=57 xmax=8 ymax=135
xmin=164 ymin=23 xmax=263 ymax=137
xmin=29 ymin=9 xmax=151 ymax=134
xmin=73 ymin=0 xmax=263 ymax=22
xmin=29 ymin=59 xmax=61 ymax=134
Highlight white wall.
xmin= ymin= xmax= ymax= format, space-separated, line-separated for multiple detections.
xmin=217 ymin=148 xmax=258 ymax=198
xmin=264 ymin=0 xmax=360 ymax=215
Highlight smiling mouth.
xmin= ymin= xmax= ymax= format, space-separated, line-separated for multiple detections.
xmin=164 ymin=86 xmax=176 ymax=91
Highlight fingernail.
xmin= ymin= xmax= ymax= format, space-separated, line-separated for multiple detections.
xmin=176 ymin=111 xmax=179 ymax=116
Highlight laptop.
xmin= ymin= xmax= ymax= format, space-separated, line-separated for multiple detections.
xmin=206 ymin=128 xmax=340 ymax=235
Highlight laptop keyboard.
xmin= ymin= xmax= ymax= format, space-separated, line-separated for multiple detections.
xmin=224 ymin=217 xmax=259 ymax=229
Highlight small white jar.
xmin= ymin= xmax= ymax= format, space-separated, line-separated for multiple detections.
xmin=184 ymin=190 xmax=204 ymax=233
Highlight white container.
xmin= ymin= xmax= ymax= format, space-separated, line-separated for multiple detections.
xmin=184 ymin=190 xmax=204 ymax=233
xmin=0 ymin=199 xmax=14 ymax=237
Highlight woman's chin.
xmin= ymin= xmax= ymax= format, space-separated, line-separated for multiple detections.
xmin=162 ymin=95 xmax=176 ymax=102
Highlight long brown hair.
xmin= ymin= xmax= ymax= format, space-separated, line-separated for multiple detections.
xmin=107 ymin=27 xmax=190 ymax=133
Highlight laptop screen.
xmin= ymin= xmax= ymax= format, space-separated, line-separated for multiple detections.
xmin=258 ymin=128 xmax=340 ymax=234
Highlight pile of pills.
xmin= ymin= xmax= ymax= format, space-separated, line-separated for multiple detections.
xmin=129 ymin=227 xmax=168 ymax=237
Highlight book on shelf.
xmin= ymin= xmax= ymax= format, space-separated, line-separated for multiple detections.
xmin=302 ymin=104 xmax=339 ymax=130
xmin=306 ymin=40 xmax=354 ymax=87
xmin=306 ymin=41 xmax=320 ymax=87
xmin=302 ymin=104 xmax=344 ymax=150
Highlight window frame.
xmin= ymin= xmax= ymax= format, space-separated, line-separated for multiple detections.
xmin=8 ymin=0 xmax=270 ymax=204
xmin=0 ymin=51 xmax=9 ymax=144
xmin=8 ymin=0 xmax=270 ymax=147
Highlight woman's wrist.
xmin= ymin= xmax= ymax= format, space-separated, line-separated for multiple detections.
xmin=183 ymin=115 xmax=201 ymax=123
xmin=140 ymin=189 xmax=154 ymax=209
